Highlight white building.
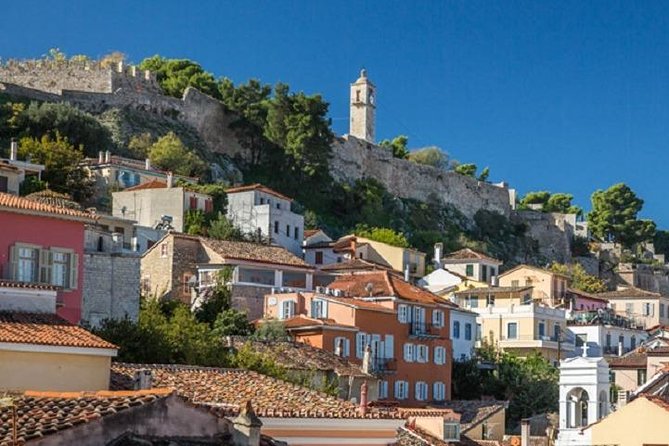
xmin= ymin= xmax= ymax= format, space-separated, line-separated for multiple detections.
xmin=226 ymin=184 xmax=304 ymax=257
xmin=303 ymin=229 xmax=341 ymax=266
xmin=450 ymin=306 xmax=478 ymax=361
xmin=419 ymin=268 xmax=469 ymax=296
xmin=555 ymin=350 xmax=610 ymax=446
xmin=567 ymin=312 xmax=649 ymax=357
xmin=440 ymin=248 xmax=502 ymax=285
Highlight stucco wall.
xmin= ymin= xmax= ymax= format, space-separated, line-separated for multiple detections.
xmin=113 ymin=187 xmax=187 ymax=232
xmin=590 ymin=397 xmax=669 ymax=446
xmin=0 ymin=349 xmax=111 ymax=391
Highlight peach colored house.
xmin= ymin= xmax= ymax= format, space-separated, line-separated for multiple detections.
xmin=596 ymin=287 xmax=669 ymax=330
xmin=498 ymin=264 xmax=569 ymax=307
xmin=264 ymin=270 xmax=454 ymax=406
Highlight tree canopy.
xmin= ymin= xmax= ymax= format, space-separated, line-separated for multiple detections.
xmin=549 ymin=262 xmax=607 ymax=293
xmin=407 ymin=146 xmax=448 ymax=169
xmin=148 ymin=132 xmax=206 ymax=177
xmin=519 ymin=191 xmax=583 ymax=215
xmin=379 ymin=135 xmax=409 ymax=159
xmin=355 ymin=225 xmax=410 ymax=248
xmin=588 ymin=183 xmax=656 ymax=247
xmin=139 ymin=55 xmax=220 ymax=99
xmin=454 ymin=163 xmax=490 ymax=181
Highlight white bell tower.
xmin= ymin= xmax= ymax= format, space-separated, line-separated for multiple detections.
xmin=555 ymin=345 xmax=610 ymax=446
xmin=349 ymin=69 xmax=376 ymax=143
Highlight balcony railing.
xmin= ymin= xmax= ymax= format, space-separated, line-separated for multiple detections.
xmin=409 ymin=322 xmax=442 ymax=338
xmin=501 ymin=334 xmax=570 ymax=343
xmin=567 ymin=310 xmax=646 ymax=330
xmin=602 ymin=345 xmax=635 ymax=355
xmin=371 ymin=357 xmax=397 ymax=374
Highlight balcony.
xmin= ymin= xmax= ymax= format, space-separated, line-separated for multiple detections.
xmin=409 ymin=322 xmax=442 ymax=339
xmin=371 ymin=357 xmax=397 ymax=375
xmin=499 ymin=334 xmax=575 ymax=351
xmin=567 ymin=310 xmax=646 ymax=330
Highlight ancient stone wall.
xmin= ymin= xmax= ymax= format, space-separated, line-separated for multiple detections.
xmin=330 ymin=135 xmax=513 ymax=219
xmin=514 ymin=210 xmax=574 ymax=264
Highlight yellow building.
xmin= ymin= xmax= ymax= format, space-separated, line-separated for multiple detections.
xmin=595 ymin=287 xmax=669 ymax=330
xmin=454 ymin=286 xmax=573 ymax=363
xmin=498 ymin=264 xmax=569 ymax=306
xmin=587 ymin=395 xmax=669 ymax=446
xmin=337 ymin=235 xmax=427 ymax=279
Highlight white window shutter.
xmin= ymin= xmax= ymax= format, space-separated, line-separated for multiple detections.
xmin=69 ymin=253 xmax=78 ymax=289
xmin=424 ymin=345 xmax=429 ymax=363
xmin=385 ymin=335 xmax=394 ymax=359
xmin=345 ymin=339 xmax=351 ymax=357
xmin=394 ymin=381 xmax=400 ymax=399
xmin=322 ymin=300 xmax=328 ymax=318
xmin=398 ymin=304 xmax=407 ymax=323
xmin=356 ymin=332 xmax=366 ymax=358
xmin=404 ymin=343 xmax=413 ymax=362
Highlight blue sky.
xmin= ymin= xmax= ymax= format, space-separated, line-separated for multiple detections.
xmin=2 ymin=1 xmax=669 ymax=225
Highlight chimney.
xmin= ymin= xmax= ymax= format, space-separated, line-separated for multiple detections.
xmin=520 ymin=418 xmax=530 ymax=446
xmin=404 ymin=264 xmax=410 ymax=282
xmin=617 ymin=390 xmax=628 ymax=408
xmin=335 ymin=338 xmax=344 ymax=357
xmin=133 ymin=369 xmax=153 ymax=390
xmin=362 ymin=344 xmax=372 ymax=374
xmin=359 ymin=381 xmax=368 ymax=416
xmin=105 ymin=150 xmax=111 ymax=163
xmin=98 ymin=151 xmax=104 ymax=164
xmin=232 ymin=401 xmax=262 ymax=446
xmin=434 ymin=242 xmax=443 ymax=268
xmin=145 ymin=158 xmax=151 ymax=170
xmin=9 ymin=138 xmax=18 ymax=161
xmin=350 ymin=237 xmax=357 ymax=258
xmin=166 ymin=171 xmax=174 ymax=188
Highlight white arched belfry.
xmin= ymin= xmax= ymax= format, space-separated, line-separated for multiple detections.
xmin=556 ymin=345 xmax=610 ymax=446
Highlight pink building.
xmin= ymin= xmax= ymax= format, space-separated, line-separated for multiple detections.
xmin=0 ymin=192 xmax=94 ymax=323
xmin=568 ymin=288 xmax=609 ymax=312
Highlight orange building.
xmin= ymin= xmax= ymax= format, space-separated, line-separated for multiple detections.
xmin=264 ymin=270 xmax=454 ymax=406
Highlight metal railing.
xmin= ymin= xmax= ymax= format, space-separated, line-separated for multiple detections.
xmin=371 ymin=357 xmax=397 ymax=373
xmin=409 ymin=321 xmax=441 ymax=337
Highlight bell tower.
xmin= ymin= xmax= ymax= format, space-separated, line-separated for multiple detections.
xmin=349 ymin=69 xmax=376 ymax=143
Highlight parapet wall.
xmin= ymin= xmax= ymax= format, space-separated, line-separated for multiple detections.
xmin=0 ymin=59 xmax=160 ymax=95
xmin=330 ymin=135 xmax=513 ymax=219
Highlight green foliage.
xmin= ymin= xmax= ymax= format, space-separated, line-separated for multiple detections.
xmin=355 ymin=225 xmax=410 ymax=248
xmin=139 ymin=55 xmax=220 ymax=99
xmin=454 ymin=163 xmax=477 ymax=177
xmin=13 ymin=102 xmax=114 ymax=156
xmin=477 ymin=167 xmax=490 ymax=182
xmin=207 ymin=212 xmax=248 ymax=241
xmin=19 ymin=175 xmax=47 ymax=196
xmin=588 ymin=183 xmax=656 ymax=248
xmin=654 ymin=230 xmax=669 ymax=258
xmin=18 ymin=133 xmax=94 ymax=202
xmin=127 ymin=132 xmax=154 ymax=158
xmin=519 ymin=191 xmax=583 ymax=215
xmin=253 ymin=320 xmax=290 ymax=342
xmin=185 ymin=182 xmax=228 ymax=214
xmin=407 ymin=146 xmax=448 ymax=169
xmin=379 ymin=135 xmax=409 ymax=159
xmin=520 ymin=191 xmax=551 ymax=207
xmin=232 ymin=342 xmax=288 ymax=380
xmin=184 ymin=210 xmax=207 ymax=235
xmin=452 ymin=347 xmax=559 ymax=430
xmin=148 ymin=131 xmax=206 ymax=177
xmin=213 ymin=309 xmax=253 ymax=337
xmin=550 ymin=262 xmax=607 ymax=293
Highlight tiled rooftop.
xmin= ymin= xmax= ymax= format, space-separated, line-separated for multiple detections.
xmin=319 ymin=258 xmax=398 ymax=273
xmin=595 ymin=287 xmax=663 ymax=299
xmin=608 ymin=348 xmax=647 ymax=369
xmin=435 ymin=400 xmax=507 ymax=433
xmin=443 ymin=248 xmax=501 ymax=264
xmin=0 ymin=312 xmax=117 ymax=350
xmin=329 ymin=271 xmax=453 ymax=306
xmin=200 ymin=236 xmax=312 ymax=269
xmin=498 ymin=264 xmax=570 ymax=280
xmin=0 ymin=192 xmax=95 ymax=222
xmin=281 ymin=315 xmax=358 ymax=330
xmin=231 ymin=338 xmax=371 ymax=378
xmin=454 ymin=286 xmax=534 ymax=295
xmin=0 ymin=281 xmax=59 ymax=291
xmin=0 ymin=389 xmax=172 ymax=445
xmin=24 ymin=190 xmax=83 ymax=210
xmin=125 ymin=179 xmax=168 ymax=191
xmin=111 ymin=363 xmax=402 ymax=419
xmin=225 ymin=183 xmax=293 ymax=202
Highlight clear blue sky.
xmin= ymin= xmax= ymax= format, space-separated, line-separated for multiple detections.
xmin=2 ymin=1 xmax=669 ymax=225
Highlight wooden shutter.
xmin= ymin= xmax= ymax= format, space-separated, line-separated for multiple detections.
xmin=69 ymin=253 xmax=79 ymax=289
xmin=8 ymin=245 xmax=17 ymax=280
xmin=39 ymin=249 xmax=52 ymax=284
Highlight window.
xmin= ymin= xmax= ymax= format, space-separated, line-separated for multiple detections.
xmin=465 ymin=264 xmax=474 ymax=277
xmin=507 ymin=322 xmax=518 ymax=339
xmin=643 ymin=303 xmax=655 ymax=317
xmin=280 ymin=300 xmax=295 ymax=319
xmin=260 ymin=198 xmax=264 ymax=205
xmin=276 ymin=202 xmax=281 ymax=210
xmin=415 ymin=381 xmax=428 ymax=401
xmin=486 ymin=294 xmax=495 ymax=307
xmin=433 ymin=382 xmax=446 ymax=401
xmin=16 ymin=246 xmax=39 ymax=282
xmin=606 ymin=333 xmax=612 ymax=348
xmin=311 ymin=299 xmax=328 ymax=318
xmin=0 ymin=176 xmax=8 ymax=193
xmin=182 ymin=274 xmax=193 ymax=295
xmin=432 ymin=310 xmax=444 ymax=328
xmin=522 ymin=294 xmax=532 ymax=305
xmin=434 ymin=346 xmax=446 ymax=365
xmin=525 ymin=278 xmax=532 ymax=286
xmin=294 ymin=227 xmax=299 ymax=240
xmin=453 ymin=321 xmax=461 ymax=339
xmin=356 ymin=332 xmax=368 ymax=358
xmin=356 ymin=89 xmax=361 ymax=102
xmin=638 ymin=369 xmax=647 ymax=386
xmin=464 ymin=323 xmax=472 ymax=341
xmin=626 ymin=303 xmax=634 ymax=315
xmin=189 ymin=196 xmax=198 ymax=210
xmin=476 ymin=323 xmax=482 ymax=341
xmin=443 ymin=423 xmax=460 ymax=442
xmin=416 ymin=345 xmax=429 ymax=363
xmin=468 ymin=296 xmax=479 ymax=308
xmin=394 ymin=380 xmax=409 ymax=400
xmin=333 ymin=337 xmax=351 ymax=357
xmin=538 ymin=321 xmax=546 ymax=338
xmin=403 ymin=343 xmax=415 ymax=362
xmin=286 ymin=224 xmax=290 ymax=237
xmin=160 ymin=243 xmax=168 ymax=258
xmin=379 ymin=380 xmax=389 ymax=399
xmin=315 ymin=251 xmax=324 ymax=265
xmin=619 ymin=335 xmax=625 ymax=347
xmin=554 ymin=324 xmax=561 ymax=341
xmin=511 ymin=280 xmax=519 ymax=287
xmin=51 ymin=251 xmax=71 ymax=287
xmin=631 ymin=336 xmax=636 ymax=349
xmin=398 ymin=304 xmax=409 ymax=323
xmin=481 ymin=265 xmax=488 ymax=282
xmin=204 ymin=199 xmax=213 ymax=213
xmin=274 ymin=221 xmax=279 ymax=234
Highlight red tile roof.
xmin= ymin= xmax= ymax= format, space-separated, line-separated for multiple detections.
xmin=0 ymin=390 xmax=172 ymax=445
xmin=567 ymin=288 xmax=610 ymax=303
xmin=111 ymin=363 xmax=403 ymax=419
xmin=443 ymin=248 xmax=501 ymax=264
xmin=0 ymin=192 xmax=95 ymax=222
xmin=329 ymin=271 xmax=453 ymax=306
xmin=24 ymin=189 xmax=83 ymax=210
xmin=498 ymin=264 xmax=570 ymax=280
xmin=281 ymin=315 xmax=358 ymax=330
xmin=226 ymin=183 xmax=293 ymax=202
xmin=304 ymin=229 xmax=322 ymax=238
xmin=608 ymin=348 xmax=647 ymax=369
xmin=200 ymin=236 xmax=312 ymax=269
xmin=0 ymin=312 xmax=117 ymax=350
xmin=595 ymin=287 xmax=663 ymax=299
xmin=125 ymin=179 xmax=168 ymax=191
xmin=319 ymin=258 xmax=398 ymax=273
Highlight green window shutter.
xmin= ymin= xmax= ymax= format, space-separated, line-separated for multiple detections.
xmin=8 ymin=245 xmax=17 ymax=280
xmin=39 ymin=249 xmax=52 ymax=284
xmin=69 ymin=253 xmax=79 ymax=290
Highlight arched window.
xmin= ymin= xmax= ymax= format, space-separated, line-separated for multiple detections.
xmin=566 ymin=387 xmax=590 ymax=428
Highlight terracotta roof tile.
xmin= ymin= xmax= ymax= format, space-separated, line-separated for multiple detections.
xmin=0 ymin=280 xmax=59 ymax=291
xmin=199 ymin=236 xmax=312 ymax=269
xmin=595 ymin=287 xmax=663 ymax=299
xmin=304 ymin=229 xmax=322 ymax=238
xmin=226 ymin=183 xmax=293 ymax=202
xmin=0 ymin=312 xmax=117 ymax=350
xmin=454 ymin=286 xmax=534 ymax=295
xmin=0 ymin=390 xmax=171 ymax=445
xmin=0 ymin=192 xmax=94 ymax=222
xmin=111 ymin=363 xmax=402 ymax=419
xmin=125 ymin=179 xmax=168 ymax=191
xmin=24 ymin=190 xmax=83 ymax=210
xmin=434 ymin=400 xmax=507 ymax=433
xmin=443 ymin=248 xmax=501 ymax=264
xmin=319 ymin=258 xmax=398 ymax=273
xmin=328 ymin=271 xmax=450 ymax=306
xmin=608 ymin=348 xmax=647 ymax=368
xmin=280 ymin=315 xmax=357 ymax=330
